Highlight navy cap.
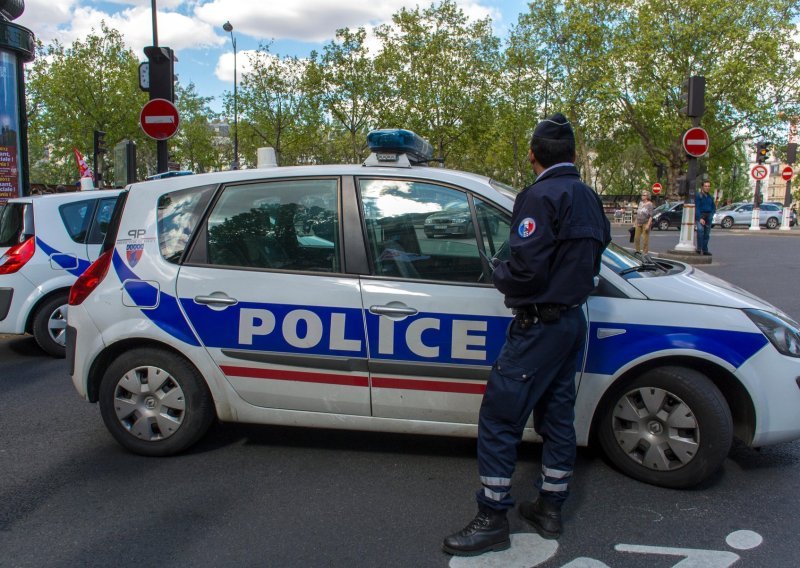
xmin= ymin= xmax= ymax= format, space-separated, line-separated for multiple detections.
xmin=532 ymin=113 xmax=574 ymax=141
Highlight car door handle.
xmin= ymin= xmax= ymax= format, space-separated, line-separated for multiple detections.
xmin=194 ymin=294 xmax=238 ymax=306
xmin=369 ymin=304 xmax=418 ymax=317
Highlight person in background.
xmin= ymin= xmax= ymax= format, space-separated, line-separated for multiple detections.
xmin=633 ymin=190 xmax=654 ymax=254
xmin=442 ymin=113 xmax=611 ymax=557
xmin=696 ymin=181 xmax=715 ymax=256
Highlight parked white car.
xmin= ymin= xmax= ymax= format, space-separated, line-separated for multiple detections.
xmin=0 ymin=190 xmax=121 ymax=356
xmin=712 ymin=202 xmax=785 ymax=229
xmin=67 ymin=130 xmax=800 ymax=489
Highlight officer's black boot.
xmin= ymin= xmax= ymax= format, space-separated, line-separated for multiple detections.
xmin=442 ymin=508 xmax=510 ymax=556
xmin=519 ymin=497 xmax=562 ymax=539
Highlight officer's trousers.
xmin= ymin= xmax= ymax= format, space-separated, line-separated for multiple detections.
xmin=475 ymin=307 xmax=586 ymax=512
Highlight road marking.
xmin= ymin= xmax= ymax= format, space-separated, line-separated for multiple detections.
xmin=449 ymin=533 xmax=557 ymax=568
xmin=725 ymin=530 xmax=762 ymax=550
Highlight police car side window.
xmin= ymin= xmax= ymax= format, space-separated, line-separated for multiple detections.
xmin=359 ymin=179 xmax=485 ymax=283
xmin=58 ymin=200 xmax=96 ymax=243
xmin=86 ymin=197 xmax=119 ymax=245
xmin=158 ymin=185 xmax=216 ymax=263
xmin=204 ymin=179 xmax=340 ymax=273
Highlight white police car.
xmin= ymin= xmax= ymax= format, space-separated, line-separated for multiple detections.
xmin=67 ymin=130 xmax=800 ymax=489
xmin=0 ymin=190 xmax=121 ymax=356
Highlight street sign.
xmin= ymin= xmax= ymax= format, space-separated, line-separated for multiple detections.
xmin=682 ymin=127 xmax=709 ymax=157
xmin=782 ymin=166 xmax=794 ymax=181
xmin=652 ymin=182 xmax=662 ymax=194
xmin=751 ymin=164 xmax=768 ymax=180
xmin=140 ymin=98 xmax=180 ymax=140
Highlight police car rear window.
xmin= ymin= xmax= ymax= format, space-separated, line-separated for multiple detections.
xmin=59 ymin=200 xmax=96 ymax=243
xmin=157 ymin=185 xmax=216 ymax=263
xmin=0 ymin=203 xmax=30 ymax=246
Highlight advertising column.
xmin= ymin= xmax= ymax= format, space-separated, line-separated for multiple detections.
xmin=0 ymin=16 xmax=34 ymax=205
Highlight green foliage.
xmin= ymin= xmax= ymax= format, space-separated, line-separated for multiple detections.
xmin=24 ymin=0 xmax=800 ymax=201
xmin=26 ymin=22 xmax=148 ymax=185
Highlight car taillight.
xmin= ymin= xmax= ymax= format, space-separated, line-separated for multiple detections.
xmin=0 ymin=237 xmax=35 ymax=274
xmin=69 ymin=249 xmax=113 ymax=306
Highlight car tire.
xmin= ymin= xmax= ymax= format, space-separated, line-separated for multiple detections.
xmin=720 ymin=216 xmax=734 ymax=229
xmin=31 ymin=292 xmax=69 ymax=358
xmin=657 ymin=219 xmax=670 ymax=231
xmin=765 ymin=217 xmax=779 ymax=229
xmin=99 ymin=348 xmax=215 ymax=456
xmin=597 ymin=366 xmax=732 ymax=489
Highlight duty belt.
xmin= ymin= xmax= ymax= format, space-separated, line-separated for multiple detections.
xmin=512 ymin=303 xmax=574 ymax=328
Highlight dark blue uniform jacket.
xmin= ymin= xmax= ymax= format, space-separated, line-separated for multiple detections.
xmin=492 ymin=164 xmax=611 ymax=308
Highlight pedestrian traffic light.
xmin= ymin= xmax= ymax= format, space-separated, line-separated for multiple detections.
xmin=756 ymin=141 xmax=770 ymax=164
xmin=144 ymin=46 xmax=175 ymax=102
xmin=788 ymin=143 xmax=797 ymax=165
xmin=679 ymin=76 xmax=705 ymax=118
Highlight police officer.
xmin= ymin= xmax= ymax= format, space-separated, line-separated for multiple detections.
xmin=443 ymin=113 xmax=611 ymax=556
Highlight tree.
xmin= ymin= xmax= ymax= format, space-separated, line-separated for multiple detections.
xmin=25 ymin=22 xmax=148 ymax=185
xmin=173 ymin=82 xmax=224 ymax=173
xmin=373 ymin=0 xmax=500 ymax=169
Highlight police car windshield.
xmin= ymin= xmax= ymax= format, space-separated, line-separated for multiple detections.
xmin=602 ymin=242 xmax=656 ymax=273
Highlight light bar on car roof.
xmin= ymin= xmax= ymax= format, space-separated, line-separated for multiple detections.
xmin=366 ymin=129 xmax=433 ymax=164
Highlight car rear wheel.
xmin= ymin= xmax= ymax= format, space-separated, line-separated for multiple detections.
xmin=720 ymin=216 xmax=734 ymax=229
xmin=765 ymin=217 xmax=779 ymax=229
xmin=99 ymin=348 xmax=215 ymax=456
xmin=597 ymin=366 xmax=732 ymax=488
xmin=657 ymin=219 xmax=670 ymax=231
xmin=31 ymin=292 xmax=69 ymax=358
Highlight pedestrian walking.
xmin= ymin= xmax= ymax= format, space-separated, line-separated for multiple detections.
xmin=442 ymin=113 xmax=611 ymax=557
xmin=696 ymin=181 xmax=715 ymax=255
xmin=634 ymin=190 xmax=654 ymax=254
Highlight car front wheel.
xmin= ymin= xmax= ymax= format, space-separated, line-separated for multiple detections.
xmin=720 ymin=216 xmax=734 ymax=229
xmin=99 ymin=348 xmax=215 ymax=456
xmin=31 ymin=292 xmax=69 ymax=358
xmin=597 ymin=366 xmax=732 ymax=488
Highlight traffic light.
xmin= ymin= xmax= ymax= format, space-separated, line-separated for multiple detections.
xmin=144 ymin=46 xmax=175 ymax=102
xmin=756 ymin=141 xmax=771 ymax=164
xmin=788 ymin=143 xmax=797 ymax=165
xmin=679 ymin=76 xmax=705 ymax=118
xmin=676 ymin=175 xmax=688 ymax=196
xmin=93 ymin=130 xmax=107 ymax=155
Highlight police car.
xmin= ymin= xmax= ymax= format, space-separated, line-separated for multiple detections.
xmin=67 ymin=130 xmax=800 ymax=489
xmin=0 ymin=190 xmax=121 ymax=356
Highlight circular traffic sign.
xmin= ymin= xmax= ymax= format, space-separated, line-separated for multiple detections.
xmin=682 ymin=127 xmax=709 ymax=157
xmin=751 ymin=164 xmax=768 ymax=180
xmin=652 ymin=182 xmax=662 ymax=195
xmin=781 ymin=166 xmax=793 ymax=181
xmin=140 ymin=98 xmax=180 ymax=140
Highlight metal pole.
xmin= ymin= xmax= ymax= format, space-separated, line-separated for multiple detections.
xmin=151 ymin=0 xmax=158 ymax=47
xmin=223 ymin=22 xmax=239 ymax=169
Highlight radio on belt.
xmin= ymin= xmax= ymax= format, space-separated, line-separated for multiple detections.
xmin=366 ymin=128 xmax=433 ymax=165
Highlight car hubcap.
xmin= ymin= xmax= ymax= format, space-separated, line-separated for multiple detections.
xmin=611 ymin=387 xmax=699 ymax=471
xmin=48 ymin=304 xmax=68 ymax=346
xmin=113 ymin=366 xmax=186 ymax=441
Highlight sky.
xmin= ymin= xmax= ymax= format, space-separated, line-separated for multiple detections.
xmin=17 ymin=0 xmax=532 ymax=113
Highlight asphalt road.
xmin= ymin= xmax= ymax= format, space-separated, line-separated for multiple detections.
xmin=1 ymin=227 xmax=799 ymax=567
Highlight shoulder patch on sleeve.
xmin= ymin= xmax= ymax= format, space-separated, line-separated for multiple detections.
xmin=518 ymin=217 xmax=537 ymax=238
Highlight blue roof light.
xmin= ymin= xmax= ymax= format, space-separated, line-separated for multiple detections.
xmin=366 ymin=129 xmax=433 ymax=164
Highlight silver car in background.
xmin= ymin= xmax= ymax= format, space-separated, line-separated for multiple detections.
xmin=713 ymin=202 xmax=786 ymax=229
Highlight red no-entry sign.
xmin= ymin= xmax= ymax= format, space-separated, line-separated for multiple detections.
xmin=782 ymin=166 xmax=794 ymax=181
xmin=682 ymin=127 xmax=709 ymax=157
xmin=140 ymin=98 xmax=180 ymax=140
xmin=652 ymin=182 xmax=662 ymax=194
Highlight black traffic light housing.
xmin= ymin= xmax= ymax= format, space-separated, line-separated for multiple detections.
xmin=755 ymin=141 xmax=771 ymax=164
xmin=680 ymin=76 xmax=705 ymax=118
xmin=144 ymin=46 xmax=175 ymax=102
xmin=787 ymin=143 xmax=797 ymax=165
xmin=93 ymin=130 xmax=107 ymax=187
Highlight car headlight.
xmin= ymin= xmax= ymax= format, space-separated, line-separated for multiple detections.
xmin=744 ymin=309 xmax=800 ymax=358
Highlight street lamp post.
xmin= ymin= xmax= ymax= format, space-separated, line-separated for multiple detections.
xmin=222 ymin=21 xmax=239 ymax=170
